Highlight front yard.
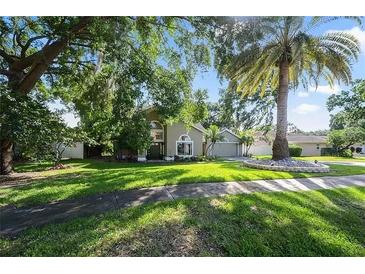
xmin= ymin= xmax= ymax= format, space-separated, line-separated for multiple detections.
xmin=1 ymin=186 xmax=364 ymax=256
xmin=0 ymin=160 xmax=365 ymax=206
xmin=0 ymin=159 xmax=364 ymax=207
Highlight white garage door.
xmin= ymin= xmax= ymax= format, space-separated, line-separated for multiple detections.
xmin=212 ymin=143 xmax=239 ymax=157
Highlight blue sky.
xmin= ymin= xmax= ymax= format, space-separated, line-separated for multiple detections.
xmin=61 ymin=17 xmax=365 ymax=131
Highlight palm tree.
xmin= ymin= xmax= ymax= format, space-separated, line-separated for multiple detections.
xmin=225 ymin=17 xmax=361 ymax=160
xmin=205 ymin=125 xmax=224 ymax=156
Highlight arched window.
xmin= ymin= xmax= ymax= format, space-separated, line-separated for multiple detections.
xmin=176 ymin=134 xmax=193 ymax=156
xmin=179 ymin=134 xmax=191 ymax=141
xmin=150 ymin=121 xmax=163 ymax=130
xmin=150 ymin=121 xmax=164 ymax=141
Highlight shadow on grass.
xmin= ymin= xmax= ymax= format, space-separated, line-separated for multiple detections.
xmin=1 ymin=186 xmax=364 ymax=256
xmin=4 ymin=159 xmax=364 ymax=207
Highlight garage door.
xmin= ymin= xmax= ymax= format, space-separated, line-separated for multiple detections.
xmin=212 ymin=143 xmax=239 ymax=157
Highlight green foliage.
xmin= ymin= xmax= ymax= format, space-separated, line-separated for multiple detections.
xmin=327 ymin=127 xmax=365 ymax=153
xmin=114 ymin=111 xmax=152 ymax=154
xmin=204 ymin=125 xmax=224 ymax=155
xmin=339 ymin=149 xmax=353 ymax=158
xmin=327 ymin=80 xmax=365 ymax=130
xmin=0 ymin=87 xmax=81 ymax=162
xmin=219 ymin=17 xmax=361 ymax=97
xmin=202 ymin=87 xmax=275 ymax=130
xmin=289 ymin=144 xmax=303 ymax=157
xmin=239 ymin=130 xmax=255 ymax=157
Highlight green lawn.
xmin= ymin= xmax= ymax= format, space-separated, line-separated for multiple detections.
xmin=1 ymin=186 xmax=364 ymax=256
xmin=0 ymin=159 xmax=364 ymax=207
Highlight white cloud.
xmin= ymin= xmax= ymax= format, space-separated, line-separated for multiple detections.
xmin=309 ymin=84 xmax=340 ymax=95
xmin=327 ymin=26 xmax=365 ymax=55
xmin=297 ymin=91 xmax=309 ymax=97
xmin=292 ymin=104 xmax=320 ymax=115
xmin=347 ymin=26 xmax=365 ymax=55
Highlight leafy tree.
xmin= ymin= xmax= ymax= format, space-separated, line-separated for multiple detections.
xmin=239 ymin=130 xmax=255 ymax=157
xmin=327 ymin=127 xmax=365 ymax=153
xmin=203 ymin=87 xmax=275 ymax=130
xmin=0 ymin=16 xmax=217 ymax=173
xmin=49 ymin=127 xmax=85 ymax=166
xmin=216 ymin=17 xmax=361 ymax=160
xmin=0 ymin=87 xmax=84 ymax=168
xmin=327 ymin=80 xmax=365 ymax=130
xmin=204 ymin=125 xmax=223 ymax=156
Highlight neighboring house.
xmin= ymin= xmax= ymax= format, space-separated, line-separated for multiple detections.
xmin=137 ymin=107 xmax=206 ymax=161
xmin=287 ymin=135 xmax=329 ymax=156
xmin=210 ymin=129 xmax=242 ymax=157
xmin=58 ymin=142 xmax=84 ymax=159
xmin=250 ymin=133 xmax=330 ymax=156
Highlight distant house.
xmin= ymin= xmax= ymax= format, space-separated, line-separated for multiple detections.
xmin=250 ymin=133 xmax=330 ymax=156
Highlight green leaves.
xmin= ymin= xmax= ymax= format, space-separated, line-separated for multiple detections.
xmin=327 ymin=80 xmax=365 ymax=129
xmin=219 ymin=16 xmax=361 ymax=96
xmin=328 ymin=127 xmax=365 ymax=152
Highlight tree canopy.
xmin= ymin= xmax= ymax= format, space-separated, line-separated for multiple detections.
xmin=0 ymin=16 xmax=218 ymax=173
xmin=327 ymin=79 xmax=365 ymax=130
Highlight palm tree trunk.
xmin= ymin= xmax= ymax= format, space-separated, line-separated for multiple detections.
xmin=272 ymin=60 xmax=290 ymax=160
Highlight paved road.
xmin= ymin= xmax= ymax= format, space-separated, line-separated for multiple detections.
xmin=1 ymin=174 xmax=365 ymax=237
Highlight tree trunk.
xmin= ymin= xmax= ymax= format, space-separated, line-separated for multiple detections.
xmin=0 ymin=139 xmax=13 ymax=174
xmin=272 ymin=60 xmax=290 ymax=160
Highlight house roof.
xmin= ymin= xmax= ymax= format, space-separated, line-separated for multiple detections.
xmin=287 ymin=135 xmax=327 ymax=144
xmin=193 ymin=123 xmax=206 ymax=133
xmin=220 ymin=128 xmax=241 ymax=139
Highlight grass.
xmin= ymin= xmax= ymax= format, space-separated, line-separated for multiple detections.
xmin=0 ymin=159 xmax=364 ymax=207
xmin=256 ymin=155 xmax=365 ymax=162
xmin=1 ymin=186 xmax=364 ymax=256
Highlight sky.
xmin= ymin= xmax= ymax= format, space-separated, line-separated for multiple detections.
xmin=61 ymin=17 xmax=365 ymax=131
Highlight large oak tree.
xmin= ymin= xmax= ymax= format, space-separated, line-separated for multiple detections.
xmin=0 ymin=16 xmax=216 ymax=174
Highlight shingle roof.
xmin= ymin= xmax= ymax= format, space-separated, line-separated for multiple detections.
xmin=287 ymin=135 xmax=327 ymax=144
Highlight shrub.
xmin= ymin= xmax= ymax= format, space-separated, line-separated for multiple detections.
xmin=350 ymin=146 xmax=355 ymax=153
xmin=289 ymin=144 xmax=303 ymax=157
xmin=339 ymin=149 xmax=353 ymax=158
xmin=355 ymin=147 xmax=362 ymax=153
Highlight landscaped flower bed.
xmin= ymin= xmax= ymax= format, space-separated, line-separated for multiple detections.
xmin=241 ymin=158 xmax=330 ymax=173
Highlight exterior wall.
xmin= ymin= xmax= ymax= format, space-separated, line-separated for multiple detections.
xmin=249 ymin=141 xmax=330 ymax=156
xmin=250 ymin=144 xmax=272 ymax=156
xmin=213 ymin=143 xmax=241 ymax=157
xmin=298 ymin=143 xmax=329 ymax=156
xmin=60 ymin=142 xmax=84 ymax=159
xmin=166 ymin=122 xmax=204 ymax=157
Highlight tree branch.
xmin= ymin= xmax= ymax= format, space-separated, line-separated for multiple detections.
xmin=21 ymin=35 xmax=48 ymax=58
xmin=0 ymin=69 xmax=15 ymax=77
xmin=0 ymin=49 xmax=16 ymax=64
xmin=14 ymin=17 xmax=95 ymax=94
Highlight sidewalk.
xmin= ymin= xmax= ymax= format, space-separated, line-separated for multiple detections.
xmin=1 ymin=174 xmax=365 ymax=237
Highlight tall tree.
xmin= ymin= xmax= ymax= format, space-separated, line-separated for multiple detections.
xmin=0 ymin=16 xmax=216 ymax=174
xmin=216 ymin=17 xmax=361 ymax=160
xmin=327 ymin=79 xmax=365 ymax=130
xmin=202 ymin=87 xmax=275 ymax=130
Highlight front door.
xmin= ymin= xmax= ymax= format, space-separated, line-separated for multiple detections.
xmin=147 ymin=142 xmax=163 ymax=160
